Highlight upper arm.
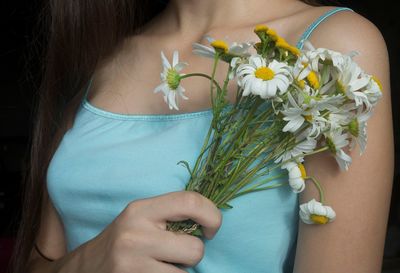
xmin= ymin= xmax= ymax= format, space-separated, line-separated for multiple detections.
xmin=293 ymin=10 xmax=394 ymax=273
xmin=30 ymin=190 xmax=67 ymax=262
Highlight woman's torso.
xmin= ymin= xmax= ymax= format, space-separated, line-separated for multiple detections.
xmin=47 ymin=5 xmax=353 ymax=273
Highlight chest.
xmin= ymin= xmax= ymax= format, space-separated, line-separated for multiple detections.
xmin=88 ymin=21 xmax=306 ymax=115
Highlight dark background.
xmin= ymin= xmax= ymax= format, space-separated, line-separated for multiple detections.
xmin=0 ymin=1 xmax=398 ymax=272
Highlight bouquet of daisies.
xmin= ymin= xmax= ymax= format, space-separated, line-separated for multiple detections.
xmin=154 ymin=25 xmax=382 ymax=235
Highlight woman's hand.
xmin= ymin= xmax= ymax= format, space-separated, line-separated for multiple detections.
xmin=56 ymin=191 xmax=222 ymax=273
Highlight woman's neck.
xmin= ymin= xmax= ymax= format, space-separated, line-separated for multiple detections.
xmin=144 ymin=0 xmax=300 ymax=38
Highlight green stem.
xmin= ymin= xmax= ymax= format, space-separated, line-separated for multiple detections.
xmin=233 ymin=182 xmax=288 ymax=199
xmin=180 ymin=73 xmax=222 ymax=93
xmin=306 ymin=176 xmax=325 ymax=204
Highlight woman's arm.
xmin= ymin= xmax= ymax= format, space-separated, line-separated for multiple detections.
xmin=293 ymin=10 xmax=394 ymax=273
xmin=27 ymin=191 xmax=68 ymax=272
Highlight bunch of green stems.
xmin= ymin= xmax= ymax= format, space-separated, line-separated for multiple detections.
xmin=167 ymin=53 xmax=322 ymax=235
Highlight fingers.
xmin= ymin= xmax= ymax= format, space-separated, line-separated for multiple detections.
xmin=139 ymin=258 xmax=188 ymax=273
xmin=138 ymin=191 xmax=222 ymax=239
xmin=152 ymin=261 xmax=188 ymax=273
xmin=146 ymin=230 xmax=205 ymax=267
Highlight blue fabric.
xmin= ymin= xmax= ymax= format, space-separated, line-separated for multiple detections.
xmin=47 ymin=7 xmax=351 ymax=273
xmin=296 ymin=7 xmax=353 ymax=49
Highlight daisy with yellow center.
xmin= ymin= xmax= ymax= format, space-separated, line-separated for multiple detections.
xmin=283 ymin=161 xmax=307 ymax=193
xmin=300 ymin=199 xmax=336 ymax=225
xmin=336 ymin=57 xmax=371 ymax=107
xmin=348 ymin=111 xmax=370 ymax=155
xmin=325 ymin=129 xmax=352 ymax=171
xmin=364 ymin=75 xmax=383 ymax=106
xmin=371 ymin=75 xmax=382 ymax=92
xmin=154 ymin=51 xmax=188 ymax=110
xmin=210 ymin=40 xmax=229 ymax=54
xmin=236 ymin=55 xmax=292 ymax=98
xmin=192 ymin=35 xmax=252 ymax=61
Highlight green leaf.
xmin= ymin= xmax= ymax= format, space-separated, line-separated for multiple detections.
xmin=177 ymin=161 xmax=193 ymax=177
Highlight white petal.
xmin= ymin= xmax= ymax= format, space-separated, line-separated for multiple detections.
xmin=172 ymin=50 xmax=179 ymax=67
xmin=161 ymin=51 xmax=171 ymax=69
xmin=174 ymin=62 xmax=188 ymax=72
xmin=154 ymin=83 xmax=168 ymax=94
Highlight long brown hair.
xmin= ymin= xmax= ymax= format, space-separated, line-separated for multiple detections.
xmin=11 ymin=0 xmax=324 ymax=272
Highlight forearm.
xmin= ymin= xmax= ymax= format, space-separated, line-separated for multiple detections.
xmin=27 ymin=244 xmax=85 ymax=273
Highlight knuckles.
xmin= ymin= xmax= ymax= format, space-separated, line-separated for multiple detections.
xmin=186 ymin=237 xmax=205 ymax=266
xmin=179 ymin=191 xmax=205 ymax=212
xmin=111 ymin=230 xmax=145 ymax=255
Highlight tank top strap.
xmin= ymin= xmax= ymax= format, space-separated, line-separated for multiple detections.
xmin=296 ymin=7 xmax=354 ymax=50
xmin=82 ymin=77 xmax=94 ymax=102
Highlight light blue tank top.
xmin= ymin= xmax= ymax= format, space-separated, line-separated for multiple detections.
xmin=47 ymin=7 xmax=352 ymax=273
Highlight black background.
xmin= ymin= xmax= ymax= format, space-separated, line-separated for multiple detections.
xmin=0 ymin=1 xmax=399 ymax=272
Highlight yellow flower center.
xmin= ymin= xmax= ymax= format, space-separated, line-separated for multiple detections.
xmin=255 ymin=67 xmax=275 ymax=81
xmin=298 ymin=163 xmax=307 ymax=179
xmin=372 ymin=75 xmax=383 ymax=92
xmin=254 ymin=25 xmax=269 ymax=33
xmin=306 ymin=71 xmax=320 ymax=89
xmin=166 ymin=68 xmax=181 ymax=90
xmin=211 ymin=40 xmax=229 ymax=54
xmin=336 ymin=80 xmax=346 ymax=94
xmin=304 ymin=114 xmax=313 ymax=123
xmin=326 ymin=137 xmax=337 ymax=154
xmin=296 ymin=79 xmax=306 ymax=89
xmin=310 ymin=214 xmax=329 ymax=224
xmin=348 ymin=118 xmax=359 ymax=137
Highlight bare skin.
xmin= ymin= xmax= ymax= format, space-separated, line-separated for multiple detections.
xmin=30 ymin=0 xmax=394 ymax=272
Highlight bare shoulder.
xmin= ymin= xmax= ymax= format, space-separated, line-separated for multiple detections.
xmin=293 ymin=7 xmax=394 ymax=273
xmin=305 ymin=7 xmax=389 ymax=69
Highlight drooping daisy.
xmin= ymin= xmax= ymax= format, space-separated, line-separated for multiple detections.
xmin=335 ymin=57 xmax=371 ymax=107
xmin=282 ymin=161 xmax=307 ymax=193
xmin=236 ymin=55 xmax=292 ymax=98
xmin=299 ymin=199 xmax=336 ymax=224
xmin=154 ymin=51 xmax=188 ymax=110
xmin=364 ymin=75 xmax=383 ymax=106
xmin=327 ymin=108 xmax=352 ymax=131
xmin=324 ymin=129 xmax=352 ymax=171
xmin=192 ymin=35 xmax=252 ymax=60
xmin=347 ymin=110 xmax=372 ymax=155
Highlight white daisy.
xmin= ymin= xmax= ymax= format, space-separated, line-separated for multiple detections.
xmin=154 ymin=51 xmax=188 ymax=110
xmin=236 ymin=55 xmax=292 ymax=98
xmin=325 ymin=129 xmax=352 ymax=171
xmin=336 ymin=57 xmax=371 ymax=108
xmin=281 ymin=90 xmax=327 ymax=137
xmin=282 ymin=161 xmax=307 ymax=193
xmin=347 ymin=110 xmax=372 ymax=155
xmin=294 ymin=44 xmax=354 ymax=95
xmin=364 ymin=75 xmax=383 ymax=106
xmin=327 ymin=109 xmax=352 ymax=130
xmin=281 ymin=87 xmax=343 ymax=138
xmin=299 ymin=198 xmax=336 ymax=224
